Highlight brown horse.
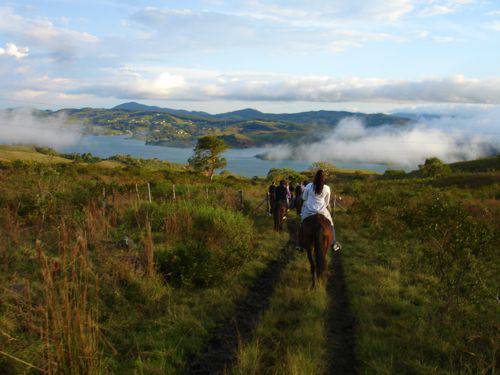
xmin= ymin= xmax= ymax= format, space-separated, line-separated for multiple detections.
xmin=300 ymin=214 xmax=333 ymax=288
xmin=273 ymin=200 xmax=287 ymax=232
xmin=294 ymin=185 xmax=303 ymax=216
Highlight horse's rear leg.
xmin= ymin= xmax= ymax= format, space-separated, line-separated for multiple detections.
xmin=306 ymin=246 xmax=316 ymax=289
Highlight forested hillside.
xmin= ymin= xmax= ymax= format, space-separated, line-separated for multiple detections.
xmin=19 ymin=104 xmax=410 ymax=148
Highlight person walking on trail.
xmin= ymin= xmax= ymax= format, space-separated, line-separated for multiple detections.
xmin=299 ymin=170 xmax=341 ymax=251
xmin=275 ymin=180 xmax=289 ymax=220
xmin=285 ymin=181 xmax=292 ymax=207
xmin=268 ymin=181 xmax=276 ymax=216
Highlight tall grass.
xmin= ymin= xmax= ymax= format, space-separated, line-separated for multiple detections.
xmin=341 ymin=181 xmax=498 ymax=374
xmin=35 ymin=235 xmax=102 ymax=374
xmin=0 ymin=159 xmax=272 ymax=373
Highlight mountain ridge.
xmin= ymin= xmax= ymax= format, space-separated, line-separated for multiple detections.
xmin=111 ymin=102 xmax=410 ymax=126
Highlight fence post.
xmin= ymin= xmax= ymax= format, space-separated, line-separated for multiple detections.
xmin=333 ymin=194 xmax=337 ymax=213
xmin=135 ymin=183 xmax=140 ymax=202
xmin=102 ymin=186 xmax=106 ymax=210
xmin=172 ymin=184 xmax=176 ymax=200
xmin=239 ymin=190 xmax=244 ymax=208
xmin=147 ymin=183 xmax=152 ymax=203
xmin=205 ymin=186 xmax=209 ymax=200
xmin=266 ymin=192 xmax=270 ymax=213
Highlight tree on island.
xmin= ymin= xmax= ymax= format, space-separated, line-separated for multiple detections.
xmin=418 ymin=157 xmax=451 ymax=178
xmin=188 ymin=136 xmax=228 ymax=181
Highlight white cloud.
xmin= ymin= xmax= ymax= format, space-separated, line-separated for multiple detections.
xmin=70 ymin=69 xmax=500 ymax=105
xmin=419 ymin=0 xmax=475 ymax=16
xmin=486 ymin=21 xmax=500 ymax=31
xmin=0 ymin=42 xmax=29 ymax=59
xmin=0 ymin=108 xmax=81 ymax=148
xmin=259 ymin=111 xmax=499 ymax=168
xmin=0 ymin=7 xmax=99 ymax=60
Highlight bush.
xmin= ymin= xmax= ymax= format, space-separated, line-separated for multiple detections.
xmin=123 ymin=201 xmax=254 ymax=286
xmin=418 ymin=157 xmax=451 ymax=178
xmin=156 ymin=243 xmax=222 ymax=287
xmin=383 ymin=169 xmax=406 ymax=179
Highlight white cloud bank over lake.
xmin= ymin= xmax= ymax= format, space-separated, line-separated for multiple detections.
xmin=0 ymin=108 xmax=81 ymax=148
xmin=260 ymin=109 xmax=500 ymax=168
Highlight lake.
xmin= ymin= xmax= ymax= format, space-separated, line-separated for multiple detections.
xmin=56 ymin=135 xmax=388 ymax=177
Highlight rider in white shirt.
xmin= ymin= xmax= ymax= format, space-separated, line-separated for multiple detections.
xmin=300 ymin=170 xmax=340 ymax=251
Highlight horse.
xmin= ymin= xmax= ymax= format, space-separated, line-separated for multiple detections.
xmin=294 ymin=185 xmax=303 ymax=216
xmin=273 ymin=199 xmax=287 ymax=232
xmin=300 ymin=214 xmax=333 ymax=288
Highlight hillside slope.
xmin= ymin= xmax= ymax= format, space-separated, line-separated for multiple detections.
xmin=39 ymin=103 xmax=411 ymax=148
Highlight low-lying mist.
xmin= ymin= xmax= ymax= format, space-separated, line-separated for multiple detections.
xmin=260 ymin=110 xmax=500 ymax=168
xmin=0 ymin=108 xmax=82 ymax=148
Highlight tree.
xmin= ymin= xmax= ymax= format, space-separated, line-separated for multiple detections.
xmin=188 ymin=136 xmax=227 ymax=180
xmin=310 ymin=161 xmax=336 ymax=177
xmin=266 ymin=168 xmax=304 ymax=184
xmin=418 ymin=157 xmax=451 ymax=178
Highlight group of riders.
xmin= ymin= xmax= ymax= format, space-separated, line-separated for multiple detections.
xmin=268 ymin=169 xmax=341 ymax=252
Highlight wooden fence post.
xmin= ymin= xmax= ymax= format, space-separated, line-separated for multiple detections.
xmin=135 ymin=183 xmax=140 ymax=202
xmin=147 ymin=183 xmax=152 ymax=203
xmin=172 ymin=184 xmax=176 ymax=200
xmin=239 ymin=190 xmax=244 ymax=208
xmin=205 ymin=187 xmax=209 ymax=200
xmin=102 ymin=186 xmax=106 ymax=210
xmin=333 ymin=194 xmax=337 ymax=213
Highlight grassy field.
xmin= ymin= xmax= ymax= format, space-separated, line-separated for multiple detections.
xmin=0 ymin=148 xmax=498 ymax=374
xmin=0 ymin=145 xmax=71 ymax=164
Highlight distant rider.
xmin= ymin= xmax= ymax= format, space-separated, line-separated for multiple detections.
xmin=268 ymin=181 xmax=276 ymax=216
xmin=275 ymin=180 xmax=289 ymax=220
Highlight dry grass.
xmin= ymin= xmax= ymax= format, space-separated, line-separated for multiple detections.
xmin=34 ymin=234 xmax=102 ymax=374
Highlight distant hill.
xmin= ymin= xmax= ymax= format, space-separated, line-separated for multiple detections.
xmin=449 ymin=155 xmax=500 ymax=173
xmin=112 ymin=102 xmax=211 ymax=117
xmin=22 ymin=103 xmax=412 ymax=148
xmin=112 ymin=102 xmax=410 ymax=127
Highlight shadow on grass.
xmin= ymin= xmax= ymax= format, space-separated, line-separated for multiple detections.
xmin=326 ymin=249 xmax=359 ymax=374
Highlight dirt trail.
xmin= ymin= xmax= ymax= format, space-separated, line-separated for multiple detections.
xmin=187 ymin=222 xmax=297 ymax=374
xmin=326 ymin=250 xmax=359 ymax=374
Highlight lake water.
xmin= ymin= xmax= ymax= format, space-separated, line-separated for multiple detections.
xmin=56 ymin=135 xmax=388 ymax=177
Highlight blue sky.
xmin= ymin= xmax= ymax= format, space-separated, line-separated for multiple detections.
xmin=0 ymin=0 xmax=499 ymax=113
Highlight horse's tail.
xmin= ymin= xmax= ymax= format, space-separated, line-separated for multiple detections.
xmin=314 ymin=216 xmax=326 ymax=278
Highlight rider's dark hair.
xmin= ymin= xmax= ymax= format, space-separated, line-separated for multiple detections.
xmin=313 ymin=170 xmax=325 ymax=195
xmin=279 ymin=180 xmax=286 ymax=186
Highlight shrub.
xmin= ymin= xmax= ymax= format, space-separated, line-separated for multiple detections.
xmin=418 ymin=157 xmax=451 ymax=178
xmin=156 ymin=243 xmax=222 ymax=287
xmin=383 ymin=169 xmax=406 ymax=179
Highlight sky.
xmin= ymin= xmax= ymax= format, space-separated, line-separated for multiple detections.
xmin=0 ymin=0 xmax=500 ymax=113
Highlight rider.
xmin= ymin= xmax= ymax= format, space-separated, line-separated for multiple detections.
xmin=299 ymin=170 xmax=341 ymax=251
xmin=268 ymin=181 xmax=276 ymax=216
xmin=294 ymin=184 xmax=303 ymax=208
xmin=275 ymin=180 xmax=289 ymax=219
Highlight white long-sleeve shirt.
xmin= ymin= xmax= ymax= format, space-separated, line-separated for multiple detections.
xmin=300 ymin=182 xmax=333 ymax=225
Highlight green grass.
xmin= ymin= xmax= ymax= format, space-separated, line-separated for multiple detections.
xmin=449 ymin=155 xmax=499 ymax=173
xmin=0 ymin=145 xmax=71 ymax=164
xmin=0 ymin=147 xmax=498 ymax=374
xmin=337 ymin=185 xmax=498 ymax=374
xmin=232 ymin=219 xmax=328 ymax=375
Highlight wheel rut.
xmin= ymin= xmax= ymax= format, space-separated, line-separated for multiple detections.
xmin=326 ymin=250 xmax=359 ymax=374
xmin=186 ymin=221 xmax=296 ymax=374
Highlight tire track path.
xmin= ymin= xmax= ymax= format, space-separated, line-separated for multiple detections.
xmin=326 ymin=250 xmax=359 ymax=374
xmin=186 ymin=222 xmax=296 ymax=374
